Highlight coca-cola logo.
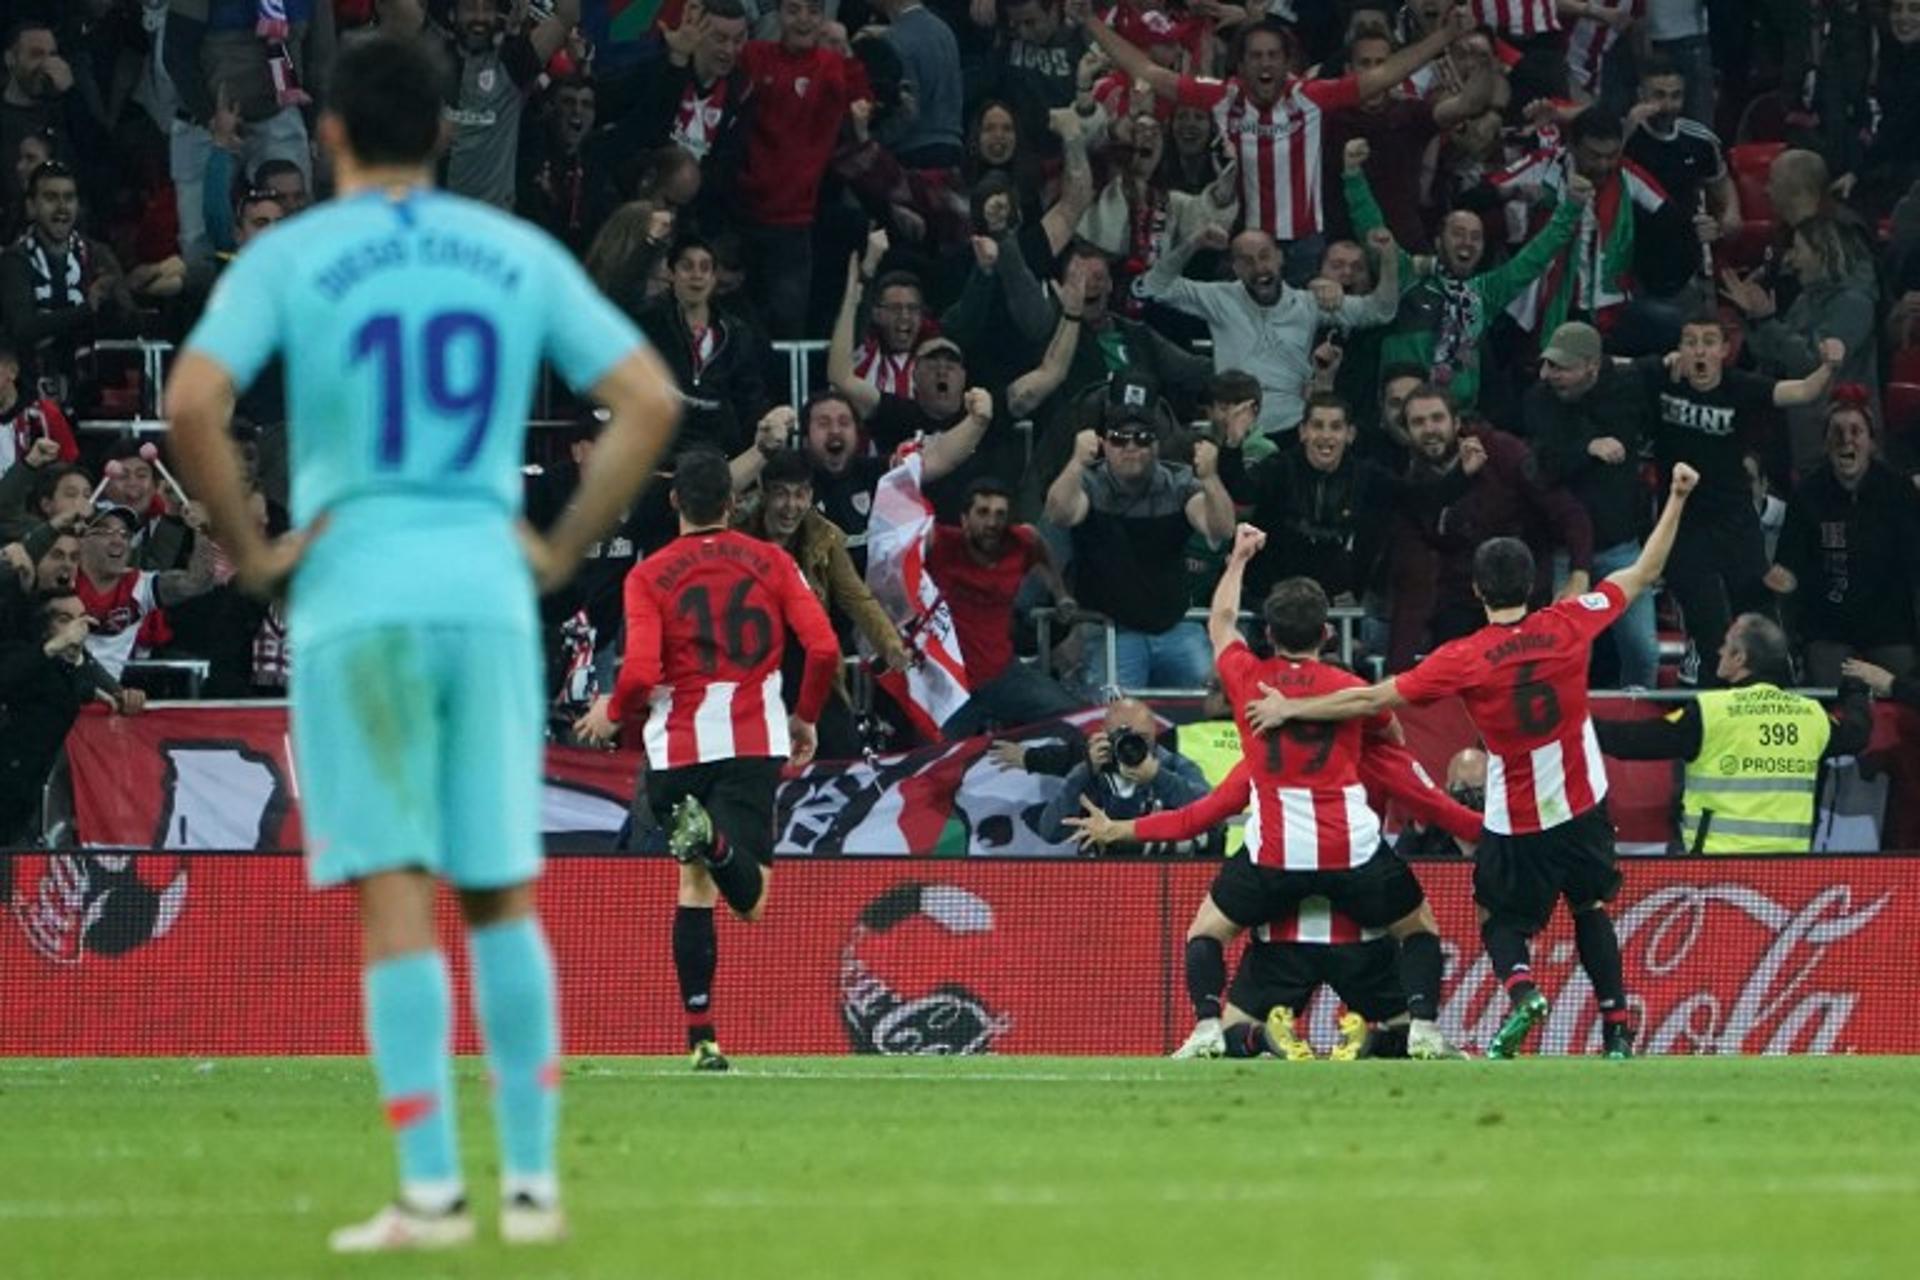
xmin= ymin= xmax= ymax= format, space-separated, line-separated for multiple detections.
xmin=1440 ymin=881 xmax=1893 ymax=1055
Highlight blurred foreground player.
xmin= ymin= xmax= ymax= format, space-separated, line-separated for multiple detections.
xmin=576 ymin=450 xmax=839 ymax=1071
xmin=166 ymin=36 xmax=682 ymax=1251
xmin=1249 ymin=465 xmax=1701 ymax=1059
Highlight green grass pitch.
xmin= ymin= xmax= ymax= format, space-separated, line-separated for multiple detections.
xmin=4 ymin=1056 xmax=1917 ymax=1279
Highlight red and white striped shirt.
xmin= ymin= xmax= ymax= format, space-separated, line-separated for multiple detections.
xmin=852 ymin=340 xmax=915 ymax=400
xmin=1395 ymin=583 xmax=1628 ymax=834
xmin=76 ymin=567 xmax=157 ymax=681
xmin=1256 ymin=895 xmax=1382 ymax=944
xmin=611 ymin=528 xmax=840 ymax=771
xmin=1472 ymin=0 xmax=1562 ymax=37
xmin=1566 ymin=1 xmax=1643 ymax=94
xmin=1217 ymin=642 xmax=1385 ymax=870
xmin=1175 ymin=73 xmax=1360 ymax=241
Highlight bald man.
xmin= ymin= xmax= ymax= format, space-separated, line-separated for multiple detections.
xmin=1036 ymin=699 xmax=1212 ymax=848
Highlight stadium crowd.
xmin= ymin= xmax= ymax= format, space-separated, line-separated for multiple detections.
xmin=4 ymin=0 xmax=1920 ymax=850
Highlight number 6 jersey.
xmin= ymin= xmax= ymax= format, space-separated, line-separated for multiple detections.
xmin=611 ymin=528 xmax=839 ymax=769
xmin=1217 ymin=641 xmax=1389 ymax=871
xmin=1394 ymin=581 xmax=1628 ymax=835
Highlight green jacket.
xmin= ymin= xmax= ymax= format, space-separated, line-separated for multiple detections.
xmin=1344 ymin=169 xmax=1580 ymax=409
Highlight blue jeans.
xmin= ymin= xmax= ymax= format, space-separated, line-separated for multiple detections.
xmin=942 ymin=663 xmax=1082 ymax=739
xmin=1573 ymin=541 xmax=1660 ymax=689
xmin=1080 ymin=620 xmax=1214 ymax=696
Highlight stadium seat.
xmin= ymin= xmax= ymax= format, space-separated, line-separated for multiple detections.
xmin=1885 ymin=383 xmax=1920 ymax=445
xmin=1734 ymin=91 xmax=1788 ymax=144
xmin=1724 ymin=142 xmax=1786 ymax=270
xmin=1887 ymin=344 xmax=1920 ymax=387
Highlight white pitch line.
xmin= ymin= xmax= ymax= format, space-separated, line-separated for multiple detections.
xmin=2 ymin=1175 xmax=1914 ymax=1223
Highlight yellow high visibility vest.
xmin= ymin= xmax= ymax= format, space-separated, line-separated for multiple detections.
xmin=1681 ymin=684 xmax=1831 ymax=854
xmin=1178 ymin=719 xmax=1247 ymax=855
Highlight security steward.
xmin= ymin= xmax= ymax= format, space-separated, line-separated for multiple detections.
xmin=1595 ymin=614 xmax=1871 ymax=853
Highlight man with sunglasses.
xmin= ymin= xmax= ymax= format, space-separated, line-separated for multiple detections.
xmin=1044 ymin=387 xmax=1234 ymax=694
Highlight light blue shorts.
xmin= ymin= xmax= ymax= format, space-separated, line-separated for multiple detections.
xmin=291 ymin=623 xmax=544 ymax=890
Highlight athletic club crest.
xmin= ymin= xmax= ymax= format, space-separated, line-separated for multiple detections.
xmin=479 ymin=67 xmax=496 ymax=92
xmin=794 ymin=76 xmax=811 ymax=98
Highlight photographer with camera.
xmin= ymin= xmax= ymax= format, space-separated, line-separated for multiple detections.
xmin=1036 ymin=697 xmax=1209 ymax=852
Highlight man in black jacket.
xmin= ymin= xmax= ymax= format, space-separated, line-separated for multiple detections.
xmin=1219 ymin=392 xmax=1396 ymax=606
xmin=588 ymin=0 xmax=751 ymax=232
xmin=0 ymin=591 xmax=141 ymax=850
xmin=1523 ymin=321 xmax=1659 ymax=687
xmin=637 ymin=235 xmax=772 ymax=456
xmin=1763 ymin=402 xmax=1920 ymax=687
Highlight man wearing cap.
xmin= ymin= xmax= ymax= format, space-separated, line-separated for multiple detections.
xmin=1044 ymin=394 xmax=1235 ymax=694
xmin=1524 ymin=320 xmax=1659 ymax=688
xmin=72 ymin=502 xmax=217 ymax=681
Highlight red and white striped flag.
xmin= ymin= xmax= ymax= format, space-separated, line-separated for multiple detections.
xmin=862 ymin=453 xmax=971 ymax=738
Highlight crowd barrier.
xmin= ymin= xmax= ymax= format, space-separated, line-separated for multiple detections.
xmin=3 ymin=851 xmax=1911 ymax=1057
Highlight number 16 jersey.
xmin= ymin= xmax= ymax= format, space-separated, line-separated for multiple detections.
xmin=1218 ymin=641 xmax=1388 ymax=871
xmin=611 ymin=529 xmax=839 ymax=770
xmin=182 ymin=188 xmax=642 ymax=651
xmin=1395 ymin=582 xmax=1628 ymax=835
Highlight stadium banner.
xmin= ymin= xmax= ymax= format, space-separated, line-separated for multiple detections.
xmin=61 ymin=704 xmax=1720 ymax=856
xmin=2 ymin=852 xmax=1913 ymax=1057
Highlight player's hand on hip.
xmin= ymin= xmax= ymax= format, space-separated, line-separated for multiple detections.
xmin=236 ymin=518 xmax=325 ymax=598
xmin=1244 ymin=681 xmax=1293 ymax=733
xmin=788 ymin=717 xmax=819 ymax=767
xmin=517 ymin=521 xmax=576 ymax=595
xmin=572 ymin=695 xmax=619 ymax=747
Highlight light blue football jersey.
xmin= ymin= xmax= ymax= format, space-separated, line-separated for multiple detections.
xmin=183 ymin=187 xmax=644 ymax=648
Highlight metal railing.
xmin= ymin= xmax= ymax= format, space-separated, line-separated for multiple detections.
xmin=1032 ymin=605 xmax=1369 ymax=699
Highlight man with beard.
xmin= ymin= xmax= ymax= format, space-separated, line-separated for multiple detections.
xmin=1621 ymin=56 xmax=1740 ymax=338
xmin=932 ymin=475 xmax=1078 ymax=738
xmin=1525 ymin=321 xmax=1659 ymax=688
xmin=973 ymin=0 xmax=1092 ymax=132
xmin=1345 ymin=138 xmax=1592 ymax=410
xmin=1631 ymin=314 xmax=1841 ymax=686
xmin=0 ymin=22 xmax=72 ymax=210
xmin=591 ymin=0 xmax=750 ymax=232
xmin=1385 ymin=385 xmax=1596 ymax=670
xmin=518 ymin=75 xmax=602 ymax=254
xmin=1763 ymin=398 xmax=1920 ymax=687
xmin=73 ymin=503 xmax=216 ymax=682
xmin=637 ymin=234 xmax=771 ymax=455
xmin=0 ymin=161 xmax=129 ymax=404
xmin=1087 ymin=9 xmax=1474 ymax=275
xmin=742 ymin=448 xmax=912 ymax=757
xmin=431 ymin=0 xmax=578 ymax=210
xmin=1143 ymin=221 xmax=1402 ymax=439
xmin=1219 ymin=393 xmax=1396 ymax=607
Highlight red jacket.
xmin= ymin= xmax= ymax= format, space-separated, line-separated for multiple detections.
xmin=735 ymin=41 xmax=871 ymax=228
xmin=2 ymin=397 xmax=78 ymax=470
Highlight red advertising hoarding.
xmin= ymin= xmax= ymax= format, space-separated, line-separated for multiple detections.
xmin=4 ymin=853 xmax=1912 ymax=1056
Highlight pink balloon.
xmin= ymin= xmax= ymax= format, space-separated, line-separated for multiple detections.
xmin=105 ymin=459 xmax=124 ymax=478
xmin=139 ymin=442 xmax=160 ymax=462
